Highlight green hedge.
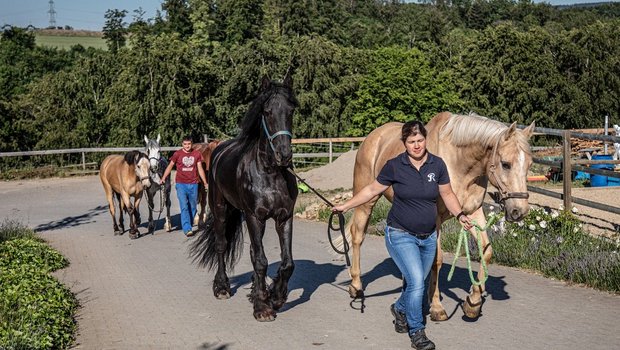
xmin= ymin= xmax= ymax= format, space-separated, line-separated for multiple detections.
xmin=0 ymin=223 xmax=77 ymax=349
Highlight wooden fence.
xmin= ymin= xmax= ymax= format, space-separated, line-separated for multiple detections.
xmin=2 ymin=131 xmax=619 ymax=216
xmin=0 ymin=137 xmax=366 ymax=172
xmin=525 ymin=126 xmax=620 ymax=215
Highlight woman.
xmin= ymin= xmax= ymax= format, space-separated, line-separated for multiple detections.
xmin=333 ymin=120 xmax=472 ymax=350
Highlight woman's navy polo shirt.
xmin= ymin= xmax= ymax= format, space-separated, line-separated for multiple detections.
xmin=377 ymin=151 xmax=450 ymax=234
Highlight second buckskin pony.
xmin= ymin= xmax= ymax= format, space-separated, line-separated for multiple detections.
xmin=192 ymin=140 xmax=222 ymax=228
xmin=190 ymin=73 xmax=298 ymax=321
xmin=100 ymin=151 xmax=152 ymax=239
xmin=341 ymin=112 xmax=534 ymax=320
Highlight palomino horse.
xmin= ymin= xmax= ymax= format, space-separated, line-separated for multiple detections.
xmin=100 ymin=150 xmax=152 ymax=239
xmin=341 ymin=112 xmax=534 ymax=320
xmin=192 ymin=140 xmax=222 ymax=228
xmin=144 ymin=134 xmax=172 ymax=234
xmin=190 ymin=73 xmax=298 ymax=321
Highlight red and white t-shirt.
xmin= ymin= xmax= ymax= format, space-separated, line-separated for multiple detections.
xmin=170 ymin=149 xmax=203 ymax=184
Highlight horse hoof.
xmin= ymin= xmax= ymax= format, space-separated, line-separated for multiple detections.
xmin=254 ymin=310 xmax=276 ymax=322
xmin=114 ymin=230 xmax=121 ymax=236
xmin=214 ymin=290 xmax=231 ymax=300
xmin=462 ymin=296 xmax=482 ymax=319
xmin=129 ymin=232 xmax=139 ymax=240
xmin=164 ymin=223 xmax=172 ymax=232
xmin=348 ymin=285 xmax=364 ymax=299
xmin=271 ymin=299 xmax=286 ymax=311
xmin=430 ymin=308 xmax=449 ymax=322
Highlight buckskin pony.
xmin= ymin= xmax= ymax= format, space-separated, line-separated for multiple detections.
xmin=339 ymin=112 xmax=535 ymax=320
xmin=100 ymin=150 xmax=152 ymax=239
xmin=190 ymin=73 xmax=298 ymax=322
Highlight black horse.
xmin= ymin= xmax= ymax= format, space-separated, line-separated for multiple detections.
xmin=190 ymin=73 xmax=298 ymax=322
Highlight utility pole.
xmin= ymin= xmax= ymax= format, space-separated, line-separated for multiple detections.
xmin=48 ymin=0 xmax=57 ymax=28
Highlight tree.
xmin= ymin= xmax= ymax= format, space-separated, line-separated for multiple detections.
xmin=103 ymin=9 xmax=128 ymax=53
xmin=346 ymin=46 xmax=462 ymax=136
xmin=162 ymin=0 xmax=193 ymax=38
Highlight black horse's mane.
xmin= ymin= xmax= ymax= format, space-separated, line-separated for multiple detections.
xmin=235 ymin=81 xmax=298 ymax=152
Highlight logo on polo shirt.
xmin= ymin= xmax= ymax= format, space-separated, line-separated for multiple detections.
xmin=427 ymin=173 xmax=436 ymax=182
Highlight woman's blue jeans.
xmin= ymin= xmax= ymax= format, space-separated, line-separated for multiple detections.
xmin=175 ymin=183 xmax=198 ymax=233
xmin=384 ymin=225 xmax=437 ymax=335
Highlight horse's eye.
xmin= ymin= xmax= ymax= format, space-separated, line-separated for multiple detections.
xmin=501 ymin=161 xmax=511 ymax=170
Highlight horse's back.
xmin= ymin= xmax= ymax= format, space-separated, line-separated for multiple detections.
xmin=194 ymin=141 xmax=222 ymax=171
xmin=353 ymin=122 xmax=404 ymax=194
xmin=100 ymin=154 xmax=128 ymax=193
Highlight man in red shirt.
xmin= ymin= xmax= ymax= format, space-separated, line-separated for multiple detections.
xmin=161 ymin=136 xmax=208 ymax=236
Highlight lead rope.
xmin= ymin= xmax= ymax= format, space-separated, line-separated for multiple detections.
xmin=286 ymin=167 xmax=351 ymax=267
xmin=447 ymin=214 xmax=499 ymax=286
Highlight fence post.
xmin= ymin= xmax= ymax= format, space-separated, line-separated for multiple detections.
xmin=329 ymin=139 xmax=333 ymax=163
xmin=562 ymin=130 xmax=572 ymax=211
xmin=82 ymin=152 xmax=86 ymax=170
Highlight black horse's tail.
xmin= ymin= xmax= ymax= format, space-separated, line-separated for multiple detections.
xmin=189 ymin=209 xmax=244 ymax=271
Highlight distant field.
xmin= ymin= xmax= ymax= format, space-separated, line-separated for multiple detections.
xmin=35 ymin=35 xmax=107 ymax=50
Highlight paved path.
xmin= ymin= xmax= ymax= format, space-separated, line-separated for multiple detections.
xmin=1 ymin=176 xmax=619 ymax=350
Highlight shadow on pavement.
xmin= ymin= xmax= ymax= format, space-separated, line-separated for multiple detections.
xmin=35 ymin=205 xmax=108 ymax=232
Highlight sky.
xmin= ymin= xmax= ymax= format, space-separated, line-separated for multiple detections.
xmin=0 ymin=0 xmax=618 ymax=32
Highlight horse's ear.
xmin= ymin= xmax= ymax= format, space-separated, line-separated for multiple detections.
xmin=283 ymin=70 xmax=293 ymax=88
xmin=260 ymin=75 xmax=271 ymax=91
xmin=144 ymin=135 xmax=149 ymax=144
xmin=124 ymin=151 xmax=136 ymax=165
xmin=504 ymin=122 xmax=518 ymax=140
xmin=522 ymin=121 xmax=536 ymax=139
xmin=157 ymin=134 xmax=161 ymax=143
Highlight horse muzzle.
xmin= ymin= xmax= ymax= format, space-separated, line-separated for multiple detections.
xmin=274 ymin=152 xmax=293 ymax=167
xmin=503 ymin=197 xmax=530 ymax=222
xmin=140 ymin=176 xmax=151 ymax=188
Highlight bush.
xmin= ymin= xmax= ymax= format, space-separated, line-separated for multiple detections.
xmin=0 ymin=219 xmax=35 ymax=243
xmin=0 ymin=228 xmax=77 ymax=349
xmin=442 ymin=206 xmax=620 ymax=292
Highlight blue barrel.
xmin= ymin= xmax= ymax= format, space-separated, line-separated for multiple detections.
xmin=590 ymin=155 xmax=613 ymax=187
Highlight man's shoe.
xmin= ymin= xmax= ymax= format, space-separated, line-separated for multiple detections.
xmin=390 ymin=303 xmax=408 ymax=333
xmin=185 ymin=230 xmax=195 ymax=237
xmin=410 ymin=329 xmax=435 ymax=350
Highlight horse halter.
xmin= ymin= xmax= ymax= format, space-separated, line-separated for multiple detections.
xmin=488 ymin=130 xmax=529 ymax=204
xmin=261 ymin=115 xmax=293 ymax=153
xmin=146 ymin=145 xmax=161 ymax=172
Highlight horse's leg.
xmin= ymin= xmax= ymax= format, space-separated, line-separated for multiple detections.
xmin=116 ymin=192 xmax=125 ymax=234
xmin=105 ymin=188 xmax=120 ymax=235
xmin=197 ymin=185 xmax=206 ymax=228
xmin=147 ymin=189 xmax=155 ymax=234
xmin=212 ymin=203 xmax=232 ymax=299
xmin=245 ymin=215 xmax=275 ymax=322
xmin=462 ymin=207 xmax=491 ymax=319
xmin=270 ymin=216 xmax=294 ymax=310
xmin=164 ymin=184 xmax=172 ymax=232
xmin=348 ymin=197 xmax=378 ymax=298
xmin=124 ymin=192 xmax=139 ymax=239
xmin=194 ymin=185 xmax=203 ymax=227
xmin=429 ymin=222 xmax=448 ymax=321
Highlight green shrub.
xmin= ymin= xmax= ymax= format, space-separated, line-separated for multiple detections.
xmin=441 ymin=206 xmax=620 ymax=292
xmin=0 ymin=233 xmax=77 ymax=349
xmin=0 ymin=220 xmax=35 ymax=243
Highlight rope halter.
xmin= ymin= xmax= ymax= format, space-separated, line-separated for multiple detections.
xmin=488 ymin=129 xmax=529 ymax=204
xmin=261 ymin=115 xmax=292 ymax=153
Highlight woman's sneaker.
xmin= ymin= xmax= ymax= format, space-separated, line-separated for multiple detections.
xmin=390 ymin=303 xmax=408 ymax=333
xmin=410 ymin=329 xmax=435 ymax=350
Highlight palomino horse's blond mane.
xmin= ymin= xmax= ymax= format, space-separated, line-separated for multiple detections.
xmin=441 ymin=112 xmax=531 ymax=154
